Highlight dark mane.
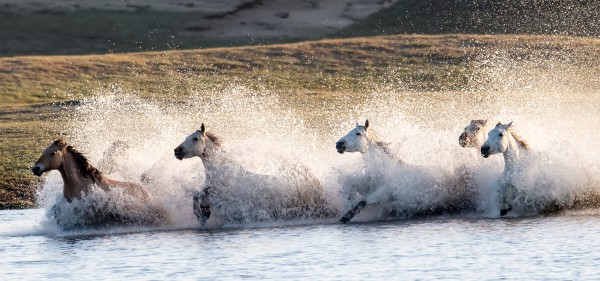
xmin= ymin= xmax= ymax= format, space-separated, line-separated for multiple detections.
xmin=205 ymin=131 xmax=222 ymax=147
xmin=472 ymin=119 xmax=487 ymax=126
xmin=65 ymin=145 xmax=103 ymax=182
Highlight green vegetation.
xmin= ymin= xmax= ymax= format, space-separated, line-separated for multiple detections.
xmin=336 ymin=0 xmax=600 ymax=38
xmin=2 ymin=34 xmax=600 ymax=208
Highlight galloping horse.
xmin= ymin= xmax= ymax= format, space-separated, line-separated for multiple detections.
xmin=459 ymin=119 xmax=489 ymax=148
xmin=335 ymin=120 xmax=473 ymax=223
xmin=335 ymin=120 xmax=405 ymax=223
xmin=481 ymin=122 xmax=530 ymax=216
xmin=32 ymin=139 xmax=164 ymax=226
xmin=174 ymin=123 xmax=334 ymax=225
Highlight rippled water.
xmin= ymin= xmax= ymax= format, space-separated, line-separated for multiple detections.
xmin=3 ymin=209 xmax=600 ymax=280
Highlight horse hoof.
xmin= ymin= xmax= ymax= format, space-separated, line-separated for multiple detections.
xmin=500 ymin=209 xmax=508 ymax=216
xmin=199 ymin=209 xmax=211 ymax=225
xmin=339 ymin=217 xmax=350 ymax=224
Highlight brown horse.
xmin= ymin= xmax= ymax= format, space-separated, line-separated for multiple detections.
xmin=32 ymin=139 xmax=165 ymax=226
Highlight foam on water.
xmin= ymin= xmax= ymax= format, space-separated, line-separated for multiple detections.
xmin=31 ymin=48 xmax=600 ymax=233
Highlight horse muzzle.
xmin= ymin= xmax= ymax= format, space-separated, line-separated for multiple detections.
xmin=174 ymin=147 xmax=185 ymax=160
xmin=31 ymin=166 xmax=44 ymax=176
xmin=481 ymin=146 xmax=491 ymax=158
xmin=335 ymin=141 xmax=346 ymax=154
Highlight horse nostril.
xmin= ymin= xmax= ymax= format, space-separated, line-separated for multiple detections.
xmin=174 ymin=147 xmax=184 ymax=159
xmin=32 ymin=166 xmax=41 ymax=176
xmin=335 ymin=141 xmax=346 ymax=153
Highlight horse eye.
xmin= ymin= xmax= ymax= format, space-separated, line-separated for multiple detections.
xmin=50 ymin=152 xmax=56 ymax=156
xmin=356 ymin=132 xmax=362 ymax=136
xmin=499 ymin=133 xmax=504 ymax=137
xmin=193 ymin=137 xmax=199 ymax=141
xmin=475 ymin=127 xmax=480 ymax=131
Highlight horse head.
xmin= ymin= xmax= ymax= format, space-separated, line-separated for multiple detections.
xmin=174 ymin=123 xmax=221 ymax=160
xmin=336 ymin=119 xmax=371 ymax=154
xmin=459 ymin=119 xmax=488 ymax=148
xmin=32 ymin=139 xmax=69 ymax=176
xmin=481 ymin=121 xmax=513 ymax=158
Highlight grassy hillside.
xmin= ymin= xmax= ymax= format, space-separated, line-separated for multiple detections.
xmin=0 ymin=9 xmax=296 ymax=57
xmin=336 ymin=0 xmax=600 ymax=38
xmin=0 ymin=34 xmax=481 ymax=104
xmin=2 ymin=34 xmax=600 ymax=208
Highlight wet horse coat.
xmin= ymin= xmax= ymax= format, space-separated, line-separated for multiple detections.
xmin=459 ymin=119 xmax=489 ymax=148
xmin=174 ymin=123 xmax=334 ymax=225
xmin=481 ymin=122 xmax=530 ymax=216
xmin=32 ymin=139 xmax=165 ymax=226
xmin=336 ymin=120 xmax=474 ymax=223
xmin=335 ymin=120 xmax=405 ymax=222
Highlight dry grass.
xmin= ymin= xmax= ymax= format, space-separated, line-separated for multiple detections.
xmin=0 ymin=34 xmax=514 ymax=103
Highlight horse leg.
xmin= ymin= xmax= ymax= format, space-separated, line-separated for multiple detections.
xmin=193 ymin=186 xmax=212 ymax=225
xmin=340 ymin=200 xmax=367 ymax=223
xmin=499 ymin=184 xmax=514 ymax=216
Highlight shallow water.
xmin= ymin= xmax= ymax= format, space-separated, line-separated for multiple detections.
xmin=2 ymin=209 xmax=600 ymax=280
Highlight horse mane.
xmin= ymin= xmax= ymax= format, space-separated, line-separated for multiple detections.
xmin=508 ymin=129 xmax=530 ymax=151
xmin=363 ymin=126 xmax=405 ymax=164
xmin=472 ymin=119 xmax=487 ymax=126
xmin=494 ymin=123 xmax=530 ymax=151
xmin=56 ymin=140 xmax=103 ymax=182
xmin=204 ymin=131 xmax=222 ymax=147
xmin=374 ymin=141 xmax=393 ymax=155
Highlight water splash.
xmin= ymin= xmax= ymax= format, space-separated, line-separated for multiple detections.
xmin=34 ymin=46 xmax=600 ymax=230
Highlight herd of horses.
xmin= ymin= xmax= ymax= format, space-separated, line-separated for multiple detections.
xmin=31 ymin=119 xmax=532 ymax=227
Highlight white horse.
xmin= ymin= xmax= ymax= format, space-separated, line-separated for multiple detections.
xmin=335 ymin=119 xmax=405 ymax=223
xmin=335 ymin=120 xmax=470 ymax=223
xmin=481 ymin=121 xmax=530 ymax=216
xmin=459 ymin=119 xmax=489 ymax=148
xmin=174 ymin=123 xmax=334 ymax=225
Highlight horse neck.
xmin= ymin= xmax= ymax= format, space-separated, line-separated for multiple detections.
xmin=502 ymin=131 xmax=525 ymax=177
xmin=59 ymin=150 xmax=97 ymax=201
xmin=365 ymin=139 xmax=404 ymax=165
xmin=200 ymin=140 xmax=227 ymax=182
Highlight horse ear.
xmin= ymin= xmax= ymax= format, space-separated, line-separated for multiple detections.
xmin=200 ymin=123 xmax=205 ymax=133
xmin=483 ymin=119 xmax=488 ymax=125
xmin=496 ymin=122 xmax=502 ymax=127
xmin=506 ymin=121 xmax=513 ymax=128
xmin=53 ymin=139 xmax=67 ymax=148
xmin=365 ymin=119 xmax=369 ymax=129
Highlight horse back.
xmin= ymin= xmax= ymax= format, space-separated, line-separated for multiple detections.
xmin=103 ymin=177 xmax=153 ymax=202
